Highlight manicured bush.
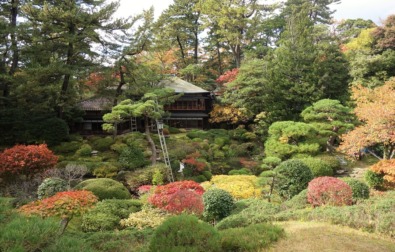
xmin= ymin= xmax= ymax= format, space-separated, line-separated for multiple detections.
xmin=215 ymin=199 xmax=280 ymax=230
xmin=124 ymin=164 xmax=170 ymax=192
xmin=203 ymin=189 xmax=234 ymax=222
xmin=219 ymin=223 xmax=284 ymax=252
xmin=370 ymin=159 xmax=395 ymax=189
xmin=91 ymin=136 xmax=114 ymax=151
xmin=37 ymin=177 xmax=67 ymax=199
xmin=300 ymin=157 xmax=333 ymax=177
xmin=81 ymin=199 xmax=142 ymax=232
xmin=0 ymin=215 xmax=59 ymax=252
xmin=110 ymin=142 xmax=128 ymax=154
xmin=44 ymin=235 xmax=95 ymax=252
xmin=0 ymin=144 xmax=58 ymax=178
xmin=186 ymin=129 xmax=210 ymax=140
xmin=118 ymin=145 xmax=148 ymax=170
xmin=228 ymin=168 xmax=252 ymax=175
xmin=75 ymin=178 xmax=131 ymax=200
xmin=76 ymin=144 xmax=93 ymax=157
xmin=148 ymin=180 xmax=204 ymax=215
xmin=274 ymin=159 xmax=314 ymax=200
xmin=30 ymin=117 xmax=70 ymax=146
xmin=52 ymin=141 xmax=82 ymax=155
xmin=316 ymin=155 xmax=342 ymax=172
xmin=202 ymin=170 xmax=213 ymax=180
xmin=280 ymin=189 xmax=309 ymax=211
xmin=307 ymin=176 xmax=353 ymax=207
xmin=120 ymin=206 xmax=170 ymax=230
xmin=342 ymin=178 xmax=370 ymax=200
xmin=149 ymin=214 xmax=221 ymax=252
xmin=202 ymin=175 xmax=262 ymax=200
xmin=92 ymin=164 xmax=119 ymax=179
xmin=152 ymin=168 xmax=164 ymax=185
xmin=365 ymin=170 xmax=385 ymax=189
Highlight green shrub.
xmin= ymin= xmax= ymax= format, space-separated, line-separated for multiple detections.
xmin=152 ymin=168 xmax=164 ymax=185
xmin=219 ymin=223 xmax=284 ymax=252
xmin=124 ymin=164 xmax=170 ymax=192
xmin=149 ymin=214 xmax=221 ymax=252
xmin=44 ymin=235 xmax=95 ymax=252
xmin=317 ymin=155 xmax=342 ymax=172
xmin=37 ymin=178 xmax=67 ymax=199
xmin=75 ymin=178 xmax=130 ymax=200
xmin=86 ymin=229 xmax=154 ymax=252
xmin=342 ymin=178 xmax=370 ymax=200
xmin=52 ymin=141 xmax=82 ymax=155
xmin=274 ymin=159 xmax=314 ymax=200
xmin=168 ymin=127 xmax=181 ymax=134
xmin=110 ymin=142 xmax=128 ymax=154
xmin=81 ymin=199 xmax=142 ymax=232
xmin=202 ymin=171 xmax=213 ymax=180
xmin=93 ymin=164 xmax=119 ymax=179
xmin=216 ymin=200 xmax=280 ymax=230
xmin=191 ymin=175 xmax=208 ymax=183
xmin=30 ymin=117 xmax=70 ymax=146
xmin=228 ymin=168 xmax=252 ymax=175
xmin=280 ymin=189 xmax=309 ymax=211
xmin=0 ymin=215 xmax=59 ymax=252
xmin=365 ymin=170 xmax=384 ymax=189
xmin=91 ymin=137 xmax=114 ymax=151
xmin=186 ymin=129 xmax=210 ymax=140
xmin=76 ymin=144 xmax=93 ymax=157
xmin=203 ymin=189 xmax=234 ymax=222
xmin=214 ymin=137 xmax=230 ymax=147
xmin=300 ymin=157 xmax=333 ymax=177
xmin=118 ymin=145 xmax=148 ymax=171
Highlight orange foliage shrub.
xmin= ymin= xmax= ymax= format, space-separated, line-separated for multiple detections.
xmin=0 ymin=144 xmax=58 ymax=178
xmin=19 ymin=190 xmax=98 ymax=218
xmin=370 ymin=159 xmax=395 ymax=188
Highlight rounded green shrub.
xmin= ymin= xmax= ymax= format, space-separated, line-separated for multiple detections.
xmin=52 ymin=141 xmax=82 ymax=155
xmin=37 ymin=178 xmax=67 ymax=199
xmin=91 ymin=137 xmax=114 ymax=151
xmin=203 ymin=189 xmax=234 ymax=222
xmin=93 ymin=164 xmax=119 ymax=179
xmin=300 ymin=157 xmax=333 ymax=177
xmin=75 ymin=178 xmax=131 ymax=200
xmin=342 ymin=178 xmax=370 ymax=200
xmin=202 ymin=171 xmax=213 ymax=180
xmin=365 ymin=170 xmax=384 ymax=189
xmin=274 ymin=159 xmax=314 ymax=200
xmin=228 ymin=168 xmax=252 ymax=175
xmin=317 ymin=155 xmax=342 ymax=172
xmin=76 ymin=144 xmax=93 ymax=157
xmin=118 ymin=145 xmax=148 ymax=170
xmin=149 ymin=214 xmax=221 ymax=252
xmin=81 ymin=199 xmax=142 ymax=232
xmin=219 ymin=223 xmax=284 ymax=252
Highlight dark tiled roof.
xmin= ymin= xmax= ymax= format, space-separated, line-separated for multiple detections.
xmin=79 ymin=97 xmax=112 ymax=111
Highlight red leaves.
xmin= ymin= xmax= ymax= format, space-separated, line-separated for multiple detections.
xmin=148 ymin=181 xmax=204 ymax=215
xmin=182 ymin=152 xmax=207 ymax=172
xmin=19 ymin=190 xmax=98 ymax=218
xmin=216 ymin=68 xmax=239 ymax=85
xmin=0 ymin=144 xmax=58 ymax=177
xmin=307 ymin=176 xmax=353 ymax=207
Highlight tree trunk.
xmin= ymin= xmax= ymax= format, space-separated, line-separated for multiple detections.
xmin=176 ymin=35 xmax=186 ymax=66
xmin=59 ymin=22 xmax=75 ymax=118
xmin=59 ymin=217 xmax=70 ymax=235
xmin=144 ymin=116 xmax=157 ymax=165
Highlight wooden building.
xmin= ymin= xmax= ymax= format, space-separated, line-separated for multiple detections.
xmin=74 ymin=77 xmax=213 ymax=135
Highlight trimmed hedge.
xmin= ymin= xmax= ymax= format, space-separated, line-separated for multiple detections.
xmin=75 ymin=178 xmax=130 ymax=200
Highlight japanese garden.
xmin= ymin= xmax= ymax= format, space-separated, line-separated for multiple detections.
xmin=0 ymin=0 xmax=394 ymax=251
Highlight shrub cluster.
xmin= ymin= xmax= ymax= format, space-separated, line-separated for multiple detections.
xmin=342 ymin=178 xmax=370 ymax=200
xmin=300 ymin=157 xmax=333 ymax=177
xmin=120 ymin=206 xmax=170 ymax=230
xmin=37 ymin=177 xmax=67 ymax=199
xmin=274 ymin=159 xmax=314 ymax=200
xmin=81 ymin=199 xmax=142 ymax=232
xmin=118 ymin=145 xmax=148 ymax=170
xmin=307 ymin=176 xmax=353 ymax=207
xmin=149 ymin=214 xmax=221 ymax=252
xmin=75 ymin=178 xmax=130 ymax=200
xmin=370 ymin=159 xmax=395 ymax=189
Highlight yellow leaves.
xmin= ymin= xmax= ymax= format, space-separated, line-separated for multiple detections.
xmin=370 ymin=159 xmax=395 ymax=187
xmin=209 ymin=104 xmax=249 ymax=124
xmin=203 ymin=175 xmax=261 ymax=200
xmin=120 ymin=207 xmax=170 ymax=230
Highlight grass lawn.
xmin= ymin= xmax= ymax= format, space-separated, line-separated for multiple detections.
xmin=268 ymin=221 xmax=395 ymax=252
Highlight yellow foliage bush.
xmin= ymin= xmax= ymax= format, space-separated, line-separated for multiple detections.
xmin=202 ymin=175 xmax=261 ymax=200
xmin=119 ymin=206 xmax=170 ymax=230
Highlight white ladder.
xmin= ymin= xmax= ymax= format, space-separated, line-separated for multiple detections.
xmin=156 ymin=119 xmax=174 ymax=182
